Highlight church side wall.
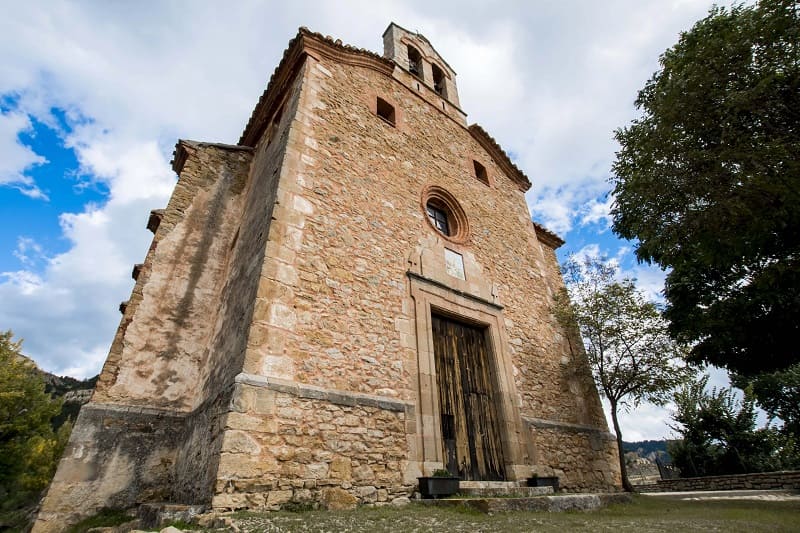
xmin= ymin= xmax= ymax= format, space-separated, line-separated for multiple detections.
xmin=521 ymin=242 xmax=621 ymax=490
xmin=92 ymin=145 xmax=252 ymax=411
xmin=34 ymin=146 xmax=256 ymax=532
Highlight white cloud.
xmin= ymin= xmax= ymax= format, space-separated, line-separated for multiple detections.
xmin=0 ymin=110 xmax=48 ymax=198
xmin=0 ymin=270 xmax=44 ymax=296
xmin=528 ymin=180 xmax=611 ymax=234
xmin=580 ymin=194 xmax=614 ymax=229
xmin=13 ymin=237 xmax=45 ymax=266
xmin=626 ymin=263 xmax=667 ymax=303
xmin=602 ymin=398 xmax=677 ymax=442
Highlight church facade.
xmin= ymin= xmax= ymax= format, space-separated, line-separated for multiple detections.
xmin=35 ymin=24 xmax=619 ymax=531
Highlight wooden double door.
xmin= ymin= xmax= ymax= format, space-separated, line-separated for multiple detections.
xmin=432 ymin=314 xmax=506 ymax=481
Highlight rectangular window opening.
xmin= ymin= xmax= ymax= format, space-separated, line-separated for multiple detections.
xmin=376 ymin=97 xmax=396 ymax=126
xmin=408 ymin=45 xmax=424 ymax=81
xmin=432 ymin=64 xmax=447 ymax=98
xmin=473 ymin=160 xmax=489 ymax=186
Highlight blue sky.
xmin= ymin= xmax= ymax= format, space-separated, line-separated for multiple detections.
xmin=0 ymin=1 xmax=739 ymax=440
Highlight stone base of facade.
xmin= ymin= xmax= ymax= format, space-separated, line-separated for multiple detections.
xmin=524 ymin=417 xmax=622 ymax=492
xmin=212 ymin=375 xmax=416 ymax=510
xmin=33 ymin=404 xmax=184 ymax=533
xmin=34 ymin=381 xmax=621 ymax=532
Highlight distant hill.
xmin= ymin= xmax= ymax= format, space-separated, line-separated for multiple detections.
xmin=18 ymin=353 xmax=98 ymax=428
xmin=623 ymin=439 xmax=673 ymax=462
xmin=44 ymin=372 xmax=98 ymax=428
xmin=42 ymin=371 xmax=98 ymax=397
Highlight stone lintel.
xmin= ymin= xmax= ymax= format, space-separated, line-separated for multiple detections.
xmin=234 ymin=372 xmax=412 ymax=413
xmin=406 ymin=271 xmax=503 ymax=311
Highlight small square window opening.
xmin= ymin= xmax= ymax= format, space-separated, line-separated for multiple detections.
xmin=473 ymin=160 xmax=489 ymax=185
xmin=376 ymin=97 xmax=396 ymax=126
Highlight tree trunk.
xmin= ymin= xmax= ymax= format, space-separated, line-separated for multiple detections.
xmin=610 ymin=401 xmax=634 ymax=492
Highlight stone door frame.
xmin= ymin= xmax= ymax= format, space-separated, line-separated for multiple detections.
xmin=408 ymin=272 xmax=528 ymax=480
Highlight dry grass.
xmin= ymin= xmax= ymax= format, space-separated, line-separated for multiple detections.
xmin=228 ymin=494 xmax=800 ymax=533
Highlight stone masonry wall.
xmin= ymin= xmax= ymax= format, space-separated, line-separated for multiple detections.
xmin=93 ymin=144 xmax=253 ymax=412
xmin=213 ymin=379 xmax=413 ymax=509
xmin=526 ymin=422 xmax=620 ymax=492
xmin=636 ymin=470 xmax=800 ymax=493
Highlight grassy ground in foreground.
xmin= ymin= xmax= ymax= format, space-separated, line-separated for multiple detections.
xmin=230 ymin=495 xmax=800 ymax=533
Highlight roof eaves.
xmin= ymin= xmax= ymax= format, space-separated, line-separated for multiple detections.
xmin=239 ymin=27 xmax=394 ymax=147
xmin=532 ymin=222 xmax=565 ymax=249
xmin=468 ymin=124 xmax=532 ymax=192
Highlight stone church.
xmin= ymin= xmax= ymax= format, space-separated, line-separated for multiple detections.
xmin=35 ymin=23 xmax=620 ymax=530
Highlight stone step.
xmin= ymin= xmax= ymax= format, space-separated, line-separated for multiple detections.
xmin=420 ymin=492 xmax=632 ymax=513
xmin=459 ymin=486 xmax=553 ymax=497
xmin=458 ymin=480 xmax=527 ymax=489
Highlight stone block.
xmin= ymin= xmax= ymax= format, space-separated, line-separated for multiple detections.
xmin=253 ymin=389 xmax=277 ymax=415
xmin=320 ymin=487 xmax=358 ymax=510
xmin=358 ymin=485 xmax=378 ymax=502
xmin=391 ymin=496 xmax=410 ymax=507
xmin=330 ymin=456 xmax=352 ymax=480
xmin=226 ymin=412 xmax=274 ymax=434
xmin=305 ymin=462 xmax=330 ymax=479
xmin=267 ymin=303 xmax=297 ymax=330
xmin=267 ymin=489 xmax=294 ymax=507
xmin=220 ymin=431 xmax=261 ymax=455
xmin=352 ymin=464 xmax=374 ymax=482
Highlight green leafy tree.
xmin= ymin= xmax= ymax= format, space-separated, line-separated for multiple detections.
xmin=610 ymin=0 xmax=800 ymax=376
xmin=669 ymin=375 xmax=790 ymax=476
xmin=0 ymin=331 xmax=67 ymax=524
xmin=732 ymin=363 xmax=800 ymax=466
xmin=733 ymin=364 xmax=800 ymax=437
xmin=554 ymin=256 xmax=693 ymax=492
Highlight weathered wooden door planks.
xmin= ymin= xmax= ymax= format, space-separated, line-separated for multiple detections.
xmin=432 ymin=314 xmax=506 ymax=481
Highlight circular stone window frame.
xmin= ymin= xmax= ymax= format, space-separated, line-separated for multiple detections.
xmin=421 ymin=185 xmax=470 ymax=244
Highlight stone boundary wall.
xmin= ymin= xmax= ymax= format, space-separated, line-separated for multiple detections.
xmin=634 ymin=470 xmax=800 ymax=492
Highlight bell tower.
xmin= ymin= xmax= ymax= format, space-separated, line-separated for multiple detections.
xmin=382 ymin=23 xmax=466 ymax=125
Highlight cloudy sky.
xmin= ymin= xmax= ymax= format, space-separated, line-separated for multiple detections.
xmin=0 ymin=1 xmax=738 ymax=441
